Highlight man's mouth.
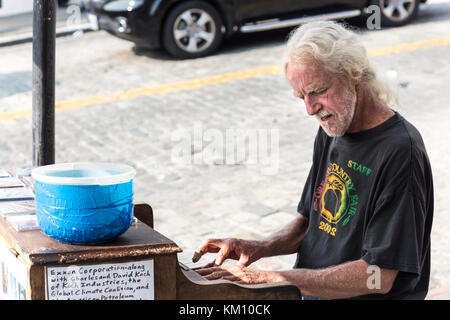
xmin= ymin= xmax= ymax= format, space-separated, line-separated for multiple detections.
xmin=317 ymin=111 xmax=333 ymax=122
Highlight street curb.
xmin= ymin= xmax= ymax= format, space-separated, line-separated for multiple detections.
xmin=0 ymin=23 xmax=96 ymax=47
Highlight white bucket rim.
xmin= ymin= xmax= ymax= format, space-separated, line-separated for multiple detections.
xmin=31 ymin=162 xmax=136 ymax=186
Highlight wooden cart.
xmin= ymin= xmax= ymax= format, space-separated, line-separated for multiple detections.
xmin=0 ymin=202 xmax=301 ymax=300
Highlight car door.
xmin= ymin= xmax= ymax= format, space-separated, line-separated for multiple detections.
xmin=231 ymin=0 xmax=366 ymax=23
xmin=231 ymin=0 xmax=305 ymax=22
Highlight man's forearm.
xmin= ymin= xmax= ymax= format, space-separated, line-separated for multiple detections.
xmin=260 ymin=214 xmax=308 ymax=258
xmin=276 ymin=259 xmax=398 ymax=299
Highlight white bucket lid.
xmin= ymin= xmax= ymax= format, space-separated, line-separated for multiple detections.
xmin=31 ymin=162 xmax=136 ymax=186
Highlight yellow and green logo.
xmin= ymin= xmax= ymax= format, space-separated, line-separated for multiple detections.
xmin=314 ymin=162 xmax=358 ymax=228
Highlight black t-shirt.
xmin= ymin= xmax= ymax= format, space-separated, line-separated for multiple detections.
xmin=295 ymin=112 xmax=434 ymax=300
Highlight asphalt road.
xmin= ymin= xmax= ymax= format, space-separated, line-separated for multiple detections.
xmin=0 ymin=0 xmax=449 ymax=299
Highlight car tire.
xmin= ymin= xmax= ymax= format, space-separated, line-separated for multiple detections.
xmin=162 ymin=0 xmax=224 ymax=59
xmin=370 ymin=0 xmax=420 ymax=27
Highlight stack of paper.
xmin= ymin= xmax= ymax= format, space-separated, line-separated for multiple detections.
xmin=13 ymin=166 xmax=35 ymax=177
xmin=6 ymin=215 xmax=40 ymax=232
xmin=0 ymin=200 xmax=36 ymax=217
xmin=0 ymin=187 xmax=34 ymax=202
xmin=0 ymin=177 xmax=25 ymax=188
xmin=13 ymin=166 xmax=35 ymax=191
xmin=0 ymin=168 xmax=37 ymax=232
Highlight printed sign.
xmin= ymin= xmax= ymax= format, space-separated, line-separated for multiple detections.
xmin=45 ymin=260 xmax=155 ymax=300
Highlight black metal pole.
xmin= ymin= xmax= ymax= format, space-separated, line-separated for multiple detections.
xmin=32 ymin=0 xmax=56 ymax=166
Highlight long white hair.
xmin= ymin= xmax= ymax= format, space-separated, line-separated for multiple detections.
xmin=283 ymin=21 xmax=399 ymax=108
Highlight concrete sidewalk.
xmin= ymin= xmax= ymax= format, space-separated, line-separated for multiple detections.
xmin=0 ymin=5 xmax=96 ymax=47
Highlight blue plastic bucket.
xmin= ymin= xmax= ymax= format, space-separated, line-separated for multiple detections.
xmin=31 ymin=162 xmax=136 ymax=245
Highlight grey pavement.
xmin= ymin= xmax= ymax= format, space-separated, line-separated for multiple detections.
xmin=0 ymin=4 xmax=88 ymax=35
xmin=0 ymin=0 xmax=450 ymax=299
xmin=0 ymin=4 xmax=92 ymax=46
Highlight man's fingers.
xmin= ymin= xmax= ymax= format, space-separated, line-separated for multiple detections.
xmin=194 ymin=264 xmax=248 ymax=283
xmin=204 ymin=272 xmax=224 ymax=281
xmin=192 ymin=239 xmax=223 ymax=263
xmin=195 ymin=267 xmax=217 ymax=276
xmin=215 ymin=246 xmax=231 ymax=266
xmin=238 ymin=254 xmax=250 ymax=266
xmin=195 ymin=267 xmax=229 ymax=280
xmin=199 ymin=238 xmax=224 ymax=252
xmin=203 ymin=269 xmax=234 ymax=281
xmin=222 ymin=275 xmax=241 ymax=282
xmin=194 ymin=237 xmax=243 ymax=266
xmin=192 ymin=260 xmax=218 ymax=270
xmin=203 ymin=260 xmax=219 ymax=268
xmin=192 ymin=249 xmax=204 ymax=263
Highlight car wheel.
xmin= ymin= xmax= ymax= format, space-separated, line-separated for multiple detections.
xmin=371 ymin=0 xmax=420 ymax=27
xmin=162 ymin=1 xmax=224 ymax=59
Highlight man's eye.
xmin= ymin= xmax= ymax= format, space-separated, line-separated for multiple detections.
xmin=293 ymin=92 xmax=304 ymax=100
xmin=313 ymin=88 xmax=327 ymax=95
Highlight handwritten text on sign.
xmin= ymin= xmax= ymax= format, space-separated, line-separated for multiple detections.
xmin=45 ymin=259 xmax=154 ymax=300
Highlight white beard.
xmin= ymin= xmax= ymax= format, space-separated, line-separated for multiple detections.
xmin=320 ymin=88 xmax=357 ymax=137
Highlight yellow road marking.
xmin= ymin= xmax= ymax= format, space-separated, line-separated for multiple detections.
xmin=1 ymin=36 xmax=450 ymax=121
xmin=0 ymin=65 xmax=280 ymax=121
xmin=367 ymin=37 xmax=450 ymax=56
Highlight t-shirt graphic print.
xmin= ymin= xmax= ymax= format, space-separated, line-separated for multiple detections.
xmin=314 ymin=161 xmax=360 ymax=237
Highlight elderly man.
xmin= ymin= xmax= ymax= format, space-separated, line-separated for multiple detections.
xmin=195 ymin=21 xmax=434 ymax=300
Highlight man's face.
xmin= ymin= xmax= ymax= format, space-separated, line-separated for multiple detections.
xmin=286 ymin=60 xmax=357 ymax=137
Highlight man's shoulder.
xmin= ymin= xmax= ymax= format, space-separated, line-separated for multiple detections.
xmin=386 ymin=113 xmax=426 ymax=152
xmin=377 ymin=114 xmax=430 ymax=173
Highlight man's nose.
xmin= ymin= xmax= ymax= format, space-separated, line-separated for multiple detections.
xmin=304 ymin=95 xmax=321 ymax=116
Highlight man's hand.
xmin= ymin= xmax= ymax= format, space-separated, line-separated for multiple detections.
xmin=193 ymin=214 xmax=308 ymax=267
xmin=193 ymin=238 xmax=266 ymax=267
xmin=196 ymin=264 xmax=284 ymax=284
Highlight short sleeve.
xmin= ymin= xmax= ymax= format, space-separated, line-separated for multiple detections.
xmin=360 ymin=139 xmax=430 ymax=276
xmin=361 ymin=188 xmax=425 ymax=275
